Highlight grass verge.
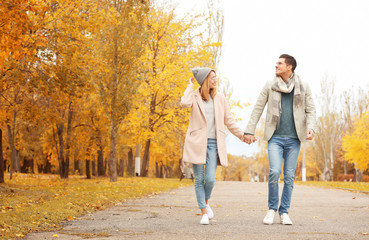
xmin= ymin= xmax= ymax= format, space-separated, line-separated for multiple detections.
xmin=0 ymin=174 xmax=192 ymax=239
xmin=297 ymin=181 xmax=369 ymax=193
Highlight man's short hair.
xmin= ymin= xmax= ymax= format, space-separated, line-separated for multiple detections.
xmin=279 ymin=54 xmax=297 ymax=72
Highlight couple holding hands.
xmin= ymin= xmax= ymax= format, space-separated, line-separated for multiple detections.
xmin=180 ymin=54 xmax=316 ymax=225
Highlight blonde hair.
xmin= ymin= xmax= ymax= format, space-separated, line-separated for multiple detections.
xmin=200 ymin=71 xmax=217 ymax=102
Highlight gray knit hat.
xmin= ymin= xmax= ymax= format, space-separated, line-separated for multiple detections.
xmin=191 ymin=67 xmax=214 ymax=86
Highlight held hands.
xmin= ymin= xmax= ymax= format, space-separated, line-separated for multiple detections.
xmin=242 ymin=134 xmax=257 ymax=144
xmin=306 ymin=129 xmax=315 ymax=140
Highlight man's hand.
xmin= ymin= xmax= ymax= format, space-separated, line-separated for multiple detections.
xmin=243 ymin=134 xmax=257 ymax=144
xmin=306 ymin=129 xmax=315 ymax=140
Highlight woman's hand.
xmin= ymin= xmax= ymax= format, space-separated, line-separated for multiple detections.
xmin=189 ymin=77 xmax=195 ymax=84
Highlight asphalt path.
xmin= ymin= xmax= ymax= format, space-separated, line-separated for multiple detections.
xmin=25 ymin=181 xmax=369 ymax=240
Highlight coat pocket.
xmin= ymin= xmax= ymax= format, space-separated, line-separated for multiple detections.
xmin=219 ymin=129 xmax=226 ymax=135
xmin=190 ymin=128 xmax=203 ymax=135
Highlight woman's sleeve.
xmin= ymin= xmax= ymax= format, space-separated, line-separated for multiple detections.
xmin=224 ymin=96 xmax=244 ymax=140
xmin=180 ymin=82 xmax=195 ymax=108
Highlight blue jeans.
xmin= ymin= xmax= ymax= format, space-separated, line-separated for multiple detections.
xmin=192 ymin=139 xmax=218 ymax=209
xmin=268 ymin=136 xmax=301 ymax=215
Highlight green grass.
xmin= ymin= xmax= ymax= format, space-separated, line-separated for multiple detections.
xmin=0 ymin=174 xmax=192 ymax=239
xmin=297 ymin=181 xmax=369 ymax=192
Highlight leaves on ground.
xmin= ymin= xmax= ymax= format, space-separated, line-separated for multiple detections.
xmin=0 ymin=174 xmax=192 ymax=239
xmin=298 ymin=181 xmax=369 ymax=192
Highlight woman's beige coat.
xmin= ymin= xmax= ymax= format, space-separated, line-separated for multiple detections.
xmin=180 ymin=82 xmax=244 ymax=167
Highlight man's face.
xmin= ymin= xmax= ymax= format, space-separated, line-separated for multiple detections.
xmin=275 ymin=58 xmax=291 ymax=76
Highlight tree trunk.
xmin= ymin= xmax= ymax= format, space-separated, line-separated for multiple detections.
xmin=56 ymin=123 xmax=65 ymax=178
xmin=109 ymin=114 xmax=118 ymax=182
xmin=21 ymin=158 xmax=34 ymax=173
xmin=118 ymin=158 xmax=124 ymax=177
xmin=127 ymin=147 xmax=134 ymax=176
xmin=7 ymin=124 xmax=20 ymax=179
xmin=64 ymin=101 xmax=73 ymax=179
xmin=97 ymin=148 xmax=104 ymax=176
xmin=96 ymin=130 xmax=105 ymax=176
xmin=92 ymin=161 xmax=96 ymax=176
xmin=141 ymin=139 xmax=151 ymax=177
xmin=40 ymin=153 xmax=52 ymax=174
xmin=0 ymin=129 xmax=4 ymax=183
xmin=74 ymin=160 xmax=80 ymax=175
xmin=155 ymin=162 xmax=160 ymax=178
xmin=108 ymin=25 xmax=120 ymax=183
xmin=86 ymin=160 xmax=91 ymax=179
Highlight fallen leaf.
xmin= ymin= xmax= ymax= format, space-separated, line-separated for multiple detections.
xmin=361 ymin=233 xmax=369 ymax=235
xmin=52 ymin=234 xmax=58 ymax=238
xmin=67 ymin=216 xmax=73 ymax=221
xmin=352 ymin=197 xmax=356 ymax=199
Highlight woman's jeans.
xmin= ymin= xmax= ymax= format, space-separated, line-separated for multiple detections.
xmin=268 ymin=136 xmax=301 ymax=215
xmin=192 ymin=139 xmax=218 ymax=209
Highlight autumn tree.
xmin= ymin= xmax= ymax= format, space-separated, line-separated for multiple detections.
xmin=90 ymin=0 xmax=150 ymax=182
xmin=207 ymin=0 xmax=224 ymax=69
xmin=341 ymin=88 xmax=369 ymax=181
xmin=342 ymin=112 xmax=369 ymax=172
xmin=36 ymin=0 xmax=97 ymax=178
xmin=0 ymin=0 xmax=49 ymax=179
xmin=128 ymin=5 xmax=214 ymax=177
xmin=314 ymin=75 xmax=342 ymax=181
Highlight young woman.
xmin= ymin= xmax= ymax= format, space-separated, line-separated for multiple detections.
xmin=180 ymin=67 xmax=245 ymax=225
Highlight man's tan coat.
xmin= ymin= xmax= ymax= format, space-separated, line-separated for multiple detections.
xmin=245 ymin=79 xmax=317 ymax=142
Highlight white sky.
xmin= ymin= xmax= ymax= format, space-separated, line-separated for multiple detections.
xmin=172 ymin=0 xmax=369 ymax=156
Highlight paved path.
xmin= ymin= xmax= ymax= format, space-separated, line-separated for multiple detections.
xmin=25 ymin=182 xmax=369 ymax=240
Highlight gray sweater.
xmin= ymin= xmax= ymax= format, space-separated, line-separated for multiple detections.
xmin=202 ymin=97 xmax=217 ymax=139
xmin=272 ymin=89 xmax=298 ymax=139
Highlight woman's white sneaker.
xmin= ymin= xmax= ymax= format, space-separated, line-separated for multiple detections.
xmin=200 ymin=214 xmax=210 ymax=225
xmin=263 ymin=210 xmax=276 ymax=225
xmin=206 ymin=204 xmax=214 ymax=219
xmin=280 ymin=213 xmax=293 ymax=225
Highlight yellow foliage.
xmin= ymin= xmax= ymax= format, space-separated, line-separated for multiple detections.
xmin=342 ymin=112 xmax=369 ymax=171
xmin=298 ymin=181 xmax=369 ymax=192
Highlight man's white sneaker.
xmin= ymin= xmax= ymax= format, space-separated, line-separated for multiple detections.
xmin=200 ymin=214 xmax=210 ymax=225
xmin=206 ymin=204 xmax=214 ymax=219
xmin=263 ymin=210 xmax=276 ymax=225
xmin=280 ymin=213 xmax=293 ymax=225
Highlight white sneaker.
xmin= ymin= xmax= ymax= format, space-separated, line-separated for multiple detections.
xmin=280 ymin=213 xmax=293 ymax=225
xmin=200 ymin=214 xmax=210 ymax=225
xmin=263 ymin=210 xmax=276 ymax=225
xmin=206 ymin=204 xmax=214 ymax=219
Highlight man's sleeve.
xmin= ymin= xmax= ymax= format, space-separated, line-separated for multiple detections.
xmin=244 ymin=82 xmax=269 ymax=135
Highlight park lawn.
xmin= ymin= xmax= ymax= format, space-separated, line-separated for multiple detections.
xmin=298 ymin=181 xmax=369 ymax=192
xmin=0 ymin=174 xmax=192 ymax=239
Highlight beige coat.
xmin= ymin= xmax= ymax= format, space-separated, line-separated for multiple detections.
xmin=180 ymin=82 xmax=244 ymax=167
xmin=245 ymin=78 xmax=317 ymax=142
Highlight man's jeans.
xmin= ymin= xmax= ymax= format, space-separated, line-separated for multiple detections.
xmin=268 ymin=136 xmax=301 ymax=214
xmin=193 ymin=139 xmax=218 ymax=209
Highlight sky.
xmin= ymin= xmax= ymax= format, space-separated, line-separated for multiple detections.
xmin=171 ymin=0 xmax=369 ymax=156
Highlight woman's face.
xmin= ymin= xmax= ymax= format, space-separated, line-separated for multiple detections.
xmin=208 ymin=71 xmax=217 ymax=89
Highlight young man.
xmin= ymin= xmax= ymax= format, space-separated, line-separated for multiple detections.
xmin=244 ymin=54 xmax=316 ymax=225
